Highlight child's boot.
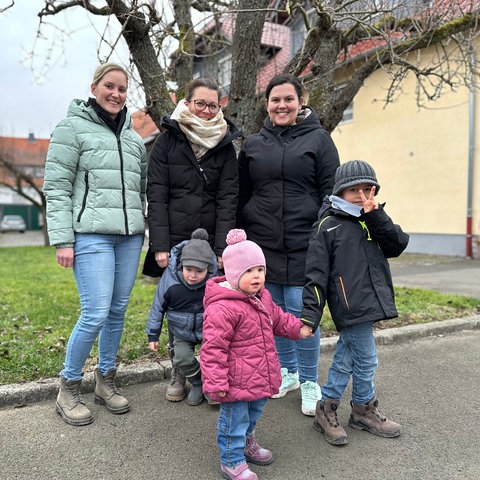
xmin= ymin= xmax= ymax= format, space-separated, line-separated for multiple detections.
xmin=313 ymin=399 xmax=348 ymax=445
xmin=166 ymin=346 xmax=186 ymax=401
xmin=56 ymin=376 xmax=94 ymax=426
xmin=244 ymin=430 xmax=273 ymax=465
xmin=94 ymin=368 xmax=130 ymax=414
xmin=349 ymin=396 xmax=402 ymax=437
xmin=186 ymin=371 xmax=204 ymax=406
xmin=220 ymin=463 xmax=258 ymax=480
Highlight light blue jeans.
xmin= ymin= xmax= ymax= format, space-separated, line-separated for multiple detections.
xmin=61 ymin=233 xmax=143 ymax=381
xmin=266 ymin=283 xmax=320 ymax=383
xmin=322 ymin=321 xmax=378 ymax=405
xmin=217 ymin=398 xmax=268 ymax=467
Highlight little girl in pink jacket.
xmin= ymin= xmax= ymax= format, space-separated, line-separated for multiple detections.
xmin=200 ymin=229 xmax=312 ymax=480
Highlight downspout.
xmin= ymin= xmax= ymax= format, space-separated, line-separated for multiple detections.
xmin=466 ymin=45 xmax=475 ymax=258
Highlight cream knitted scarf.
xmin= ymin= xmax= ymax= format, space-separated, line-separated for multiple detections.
xmin=170 ymin=100 xmax=228 ymax=159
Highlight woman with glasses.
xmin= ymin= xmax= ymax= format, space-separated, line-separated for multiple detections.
xmin=143 ymin=77 xmax=241 ymax=402
xmin=237 ymin=73 xmax=340 ymax=417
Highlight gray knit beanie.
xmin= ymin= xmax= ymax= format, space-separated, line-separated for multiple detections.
xmin=332 ymin=160 xmax=380 ymax=196
xmin=180 ymin=228 xmax=215 ymax=271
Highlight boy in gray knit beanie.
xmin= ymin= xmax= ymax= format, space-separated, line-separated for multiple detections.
xmin=301 ymin=159 xmax=409 ymax=446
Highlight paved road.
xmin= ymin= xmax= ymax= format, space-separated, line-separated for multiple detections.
xmin=389 ymin=254 xmax=480 ymax=299
xmin=1 ymin=329 xmax=479 ymax=480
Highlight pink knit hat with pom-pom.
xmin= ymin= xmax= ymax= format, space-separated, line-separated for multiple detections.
xmin=223 ymin=229 xmax=266 ymax=289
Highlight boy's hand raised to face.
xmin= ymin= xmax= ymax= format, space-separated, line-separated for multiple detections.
xmin=360 ymin=186 xmax=379 ymax=213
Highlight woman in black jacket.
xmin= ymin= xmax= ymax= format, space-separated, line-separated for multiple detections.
xmin=237 ymin=73 xmax=340 ymax=416
xmin=144 ymin=78 xmax=240 ymax=402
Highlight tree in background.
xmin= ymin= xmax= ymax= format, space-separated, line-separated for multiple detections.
xmin=31 ymin=0 xmax=480 ymax=138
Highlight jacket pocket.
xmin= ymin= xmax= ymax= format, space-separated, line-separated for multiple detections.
xmin=334 ymin=276 xmax=350 ymax=311
xmin=77 ymin=171 xmax=89 ymax=223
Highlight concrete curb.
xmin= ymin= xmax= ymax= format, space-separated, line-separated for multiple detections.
xmin=1 ymin=315 xmax=479 ymax=409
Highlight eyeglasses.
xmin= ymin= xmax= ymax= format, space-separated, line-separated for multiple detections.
xmin=191 ymin=99 xmax=221 ymax=114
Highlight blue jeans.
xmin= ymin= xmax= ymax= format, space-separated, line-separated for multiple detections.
xmin=61 ymin=233 xmax=143 ymax=381
xmin=217 ymin=398 xmax=268 ymax=467
xmin=266 ymin=283 xmax=320 ymax=383
xmin=322 ymin=321 xmax=378 ymax=405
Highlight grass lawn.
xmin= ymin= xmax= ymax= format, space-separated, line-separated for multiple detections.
xmin=1 ymin=246 xmax=479 ymax=385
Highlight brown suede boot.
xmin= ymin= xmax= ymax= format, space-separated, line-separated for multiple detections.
xmin=94 ymin=368 xmax=130 ymax=414
xmin=166 ymin=347 xmax=186 ymax=402
xmin=166 ymin=367 xmax=186 ymax=401
xmin=313 ymin=399 xmax=348 ymax=445
xmin=349 ymin=396 xmax=402 ymax=438
xmin=56 ymin=376 xmax=93 ymax=426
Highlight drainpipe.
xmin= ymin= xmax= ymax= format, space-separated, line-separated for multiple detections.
xmin=466 ymin=45 xmax=475 ymax=258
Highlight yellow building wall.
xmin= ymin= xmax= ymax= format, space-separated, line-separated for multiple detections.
xmin=331 ymin=49 xmax=480 ymax=253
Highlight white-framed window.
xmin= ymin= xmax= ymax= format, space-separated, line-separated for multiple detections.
xmin=290 ymin=8 xmax=316 ymax=58
xmin=218 ymin=54 xmax=232 ymax=89
xmin=337 ymin=84 xmax=353 ymax=124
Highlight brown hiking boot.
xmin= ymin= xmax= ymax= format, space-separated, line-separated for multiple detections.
xmin=94 ymin=368 xmax=130 ymax=414
xmin=166 ymin=367 xmax=186 ymax=401
xmin=313 ymin=399 xmax=348 ymax=445
xmin=56 ymin=376 xmax=93 ymax=426
xmin=349 ymin=396 xmax=402 ymax=438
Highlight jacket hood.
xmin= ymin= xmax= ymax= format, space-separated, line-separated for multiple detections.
xmin=204 ymin=275 xmax=261 ymax=308
xmin=260 ymin=105 xmax=321 ymax=140
xmin=168 ymin=240 xmax=218 ymax=290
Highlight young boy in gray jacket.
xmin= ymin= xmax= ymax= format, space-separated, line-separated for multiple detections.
xmin=146 ymin=228 xmax=218 ymax=406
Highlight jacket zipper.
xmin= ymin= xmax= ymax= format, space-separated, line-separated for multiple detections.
xmin=117 ymin=135 xmax=129 ymax=234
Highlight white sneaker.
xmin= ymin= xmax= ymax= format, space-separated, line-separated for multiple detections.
xmin=301 ymin=381 xmax=322 ymax=416
xmin=271 ymin=368 xmax=300 ymax=398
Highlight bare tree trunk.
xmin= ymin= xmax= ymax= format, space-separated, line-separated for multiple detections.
xmin=227 ymin=0 xmax=270 ymax=139
xmin=171 ymin=0 xmax=195 ymax=97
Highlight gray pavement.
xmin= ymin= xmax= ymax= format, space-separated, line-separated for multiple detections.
xmin=1 ymin=232 xmax=480 ymax=479
xmin=1 ymin=328 xmax=479 ymax=479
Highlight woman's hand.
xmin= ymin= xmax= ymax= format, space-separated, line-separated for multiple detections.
xmin=56 ymin=247 xmax=74 ymax=268
xmin=155 ymin=251 xmax=169 ymax=268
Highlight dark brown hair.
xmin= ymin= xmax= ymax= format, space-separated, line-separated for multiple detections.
xmin=184 ymin=78 xmax=221 ymax=101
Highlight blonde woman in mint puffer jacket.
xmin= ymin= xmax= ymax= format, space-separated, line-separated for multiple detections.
xmin=43 ymin=63 xmax=146 ymax=427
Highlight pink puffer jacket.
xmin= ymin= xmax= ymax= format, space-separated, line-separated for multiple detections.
xmin=200 ymin=276 xmax=303 ymax=403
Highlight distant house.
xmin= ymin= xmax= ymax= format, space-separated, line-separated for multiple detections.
xmin=131 ymin=8 xmax=293 ymax=145
xmin=136 ymin=6 xmax=480 ymax=259
xmin=0 ymin=134 xmax=48 ymax=230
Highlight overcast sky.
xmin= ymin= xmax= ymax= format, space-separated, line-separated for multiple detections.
xmin=0 ymin=2 xmax=146 ymax=140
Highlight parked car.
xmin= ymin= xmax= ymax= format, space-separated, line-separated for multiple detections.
xmin=0 ymin=215 xmax=26 ymax=233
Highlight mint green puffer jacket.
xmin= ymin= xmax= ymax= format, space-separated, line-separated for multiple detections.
xmin=44 ymin=99 xmax=147 ymax=247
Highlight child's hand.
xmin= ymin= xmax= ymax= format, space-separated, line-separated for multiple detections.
xmin=149 ymin=341 xmax=158 ymax=352
xmin=299 ymin=325 xmax=314 ymax=338
xmin=360 ymin=186 xmax=379 ymax=213
xmin=217 ymin=391 xmax=226 ymax=398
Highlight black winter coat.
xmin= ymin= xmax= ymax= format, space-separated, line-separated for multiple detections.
xmin=237 ymin=107 xmax=340 ymax=285
xmin=144 ymin=114 xmax=241 ymax=276
xmin=301 ymin=198 xmax=409 ymax=332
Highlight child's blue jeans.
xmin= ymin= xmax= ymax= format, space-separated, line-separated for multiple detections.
xmin=322 ymin=321 xmax=378 ymax=405
xmin=217 ymin=398 xmax=268 ymax=467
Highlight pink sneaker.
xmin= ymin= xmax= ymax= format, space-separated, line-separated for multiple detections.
xmin=220 ymin=462 xmax=258 ymax=480
xmin=244 ymin=431 xmax=273 ymax=465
